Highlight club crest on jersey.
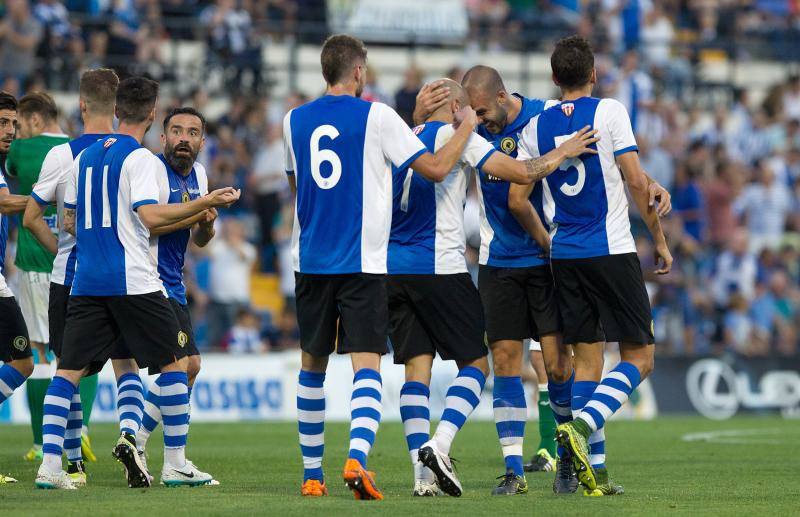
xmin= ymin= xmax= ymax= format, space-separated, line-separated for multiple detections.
xmin=561 ymin=103 xmax=575 ymax=117
xmin=182 ymin=192 xmax=190 ymax=203
xmin=103 ymin=138 xmax=117 ymax=148
xmin=500 ymin=137 xmax=516 ymax=154
xmin=13 ymin=336 xmax=28 ymax=351
xmin=413 ymin=124 xmax=425 ymax=135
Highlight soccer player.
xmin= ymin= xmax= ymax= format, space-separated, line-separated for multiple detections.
xmin=5 ymin=92 xmax=69 ymax=463
xmin=24 ymin=69 xmax=147 ymax=487
xmin=415 ymin=67 xmax=671 ymax=495
xmin=287 ymin=34 xmax=480 ymax=500
xmin=390 ymin=79 xmax=598 ymax=497
xmin=0 ymin=91 xmax=34 ymax=485
xmin=135 ymin=107 xmax=218 ymax=483
xmin=34 ymin=77 xmax=239 ymax=490
xmin=514 ymin=35 xmax=672 ymax=496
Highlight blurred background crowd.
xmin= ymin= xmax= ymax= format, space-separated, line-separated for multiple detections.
xmin=2 ymin=0 xmax=800 ymax=358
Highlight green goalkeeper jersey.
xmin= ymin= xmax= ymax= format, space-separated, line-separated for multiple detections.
xmin=6 ymin=133 xmax=69 ymax=273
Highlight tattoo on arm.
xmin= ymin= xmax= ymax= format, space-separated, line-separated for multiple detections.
xmin=525 ymin=158 xmax=552 ymax=182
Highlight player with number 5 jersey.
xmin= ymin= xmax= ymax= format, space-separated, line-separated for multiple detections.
xmin=285 ymin=34 xmax=479 ymax=501
xmin=515 ymin=36 xmax=672 ymax=496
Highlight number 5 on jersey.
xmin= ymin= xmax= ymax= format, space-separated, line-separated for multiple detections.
xmin=554 ymin=133 xmax=585 ymax=197
xmin=310 ymin=125 xmax=341 ymax=189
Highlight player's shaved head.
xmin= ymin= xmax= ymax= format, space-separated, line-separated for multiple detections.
xmin=461 ymin=65 xmax=506 ymax=97
xmin=440 ymin=78 xmax=470 ymax=107
xmin=460 ymin=65 xmax=511 ymax=135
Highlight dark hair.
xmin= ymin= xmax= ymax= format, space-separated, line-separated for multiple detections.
xmin=551 ymin=35 xmax=595 ymax=90
xmin=163 ymin=106 xmax=206 ymax=133
xmin=18 ymin=91 xmax=58 ymax=122
xmin=79 ymin=68 xmax=119 ymax=115
xmin=0 ymin=91 xmax=17 ymax=112
xmin=115 ymin=76 xmax=159 ymax=124
xmin=320 ymin=34 xmax=367 ymax=85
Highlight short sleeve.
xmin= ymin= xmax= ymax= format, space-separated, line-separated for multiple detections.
xmin=0 ymin=168 xmax=6 ymax=188
xmin=600 ymin=98 xmax=638 ymax=156
xmin=63 ymin=153 xmax=80 ymax=209
xmin=31 ymin=144 xmax=67 ymax=205
xmin=5 ymin=142 xmax=17 ymax=177
xmin=434 ymin=125 xmax=495 ymax=170
xmin=283 ymin=111 xmax=295 ymax=176
xmin=153 ymin=159 xmax=170 ymax=204
xmin=127 ymin=150 xmax=160 ymax=211
xmin=376 ymin=103 xmax=427 ymax=170
xmin=195 ymin=162 xmax=209 ymax=195
xmin=516 ymin=115 xmax=541 ymax=161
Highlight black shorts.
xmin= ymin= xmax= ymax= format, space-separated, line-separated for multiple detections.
xmin=48 ymin=282 xmax=69 ymax=357
xmin=478 ymin=264 xmax=561 ymax=343
xmin=551 ymin=253 xmax=654 ymax=345
xmin=388 ymin=273 xmax=487 ymax=364
xmin=0 ymin=296 xmax=32 ymax=362
xmin=147 ymin=298 xmax=198 ymax=375
xmin=295 ymin=273 xmax=389 ymax=357
xmin=59 ymin=292 xmax=186 ymax=376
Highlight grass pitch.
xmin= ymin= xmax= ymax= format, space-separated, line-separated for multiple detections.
xmin=0 ymin=416 xmax=796 ymax=516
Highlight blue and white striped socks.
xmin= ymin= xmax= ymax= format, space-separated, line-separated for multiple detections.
xmin=399 ymin=381 xmax=431 ymax=481
xmin=348 ymin=368 xmax=382 ymax=468
xmin=548 ymin=371 xmax=574 ymax=426
xmin=297 ymin=370 xmax=325 ymax=482
xmin=137 ymin=382 xmax=161 ymax=451
xmin=157 ymin=371 xmax=190 ymax=467
xmin=117 ymin=372 xmax=144 ymax=436
xmin=572 ymin=380 xmax=605 ymax=469
xmin=64 ymin=392 xmax=83 ymax=463
xmin=0 ymin=363 xmax=26 ymax=405
xmin=434 ymin=366 xmax=486 ymax=455
xmin=493 ymin=375 xmax=526 ymax=476
xmin=577 ymin=362 xmax=641 ymax=434
xmin=42 ymin=376 xmax=76 ymax=472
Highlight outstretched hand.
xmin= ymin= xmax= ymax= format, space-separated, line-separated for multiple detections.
xmin=205 ymin=188 xmax=240 ymax=209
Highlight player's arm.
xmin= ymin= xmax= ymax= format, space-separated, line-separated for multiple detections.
xmin=619 ymin=152 xmax=672 ymax=274
xmin=0 ymin=187 xmax=30 ymax=214
xmin=483 ymin=126 xmax=599 ymax=184
xmin=412 ymin=81 xmax=451 ymax=126
xmin=408 ymin=106 xmax=478 ymax=182
xmin=192 ymin=208 xmax=217 ymax=247
xmin=148 ymin=211 xmax=209 ymax=236
xmin=22 ymin=198 xmax=58 ymax=254
xmin=63 ymin=207 xmax=75 ymax=236
xmin=507 ymin=183 xmax=551 ymax=254
xmin=137 ymin=189 xmax=239 ymax=230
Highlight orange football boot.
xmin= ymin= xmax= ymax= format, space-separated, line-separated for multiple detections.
xmin=301 ymin=479 xmax=328 ymax=497
xmin=342 ymin=458 xmax=383 ymax=500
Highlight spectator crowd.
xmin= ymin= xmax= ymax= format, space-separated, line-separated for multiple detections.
xmin=2 ymin=0 xmax=800 ymax=359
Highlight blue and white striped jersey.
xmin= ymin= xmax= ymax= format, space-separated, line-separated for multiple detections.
xmin=389 ymin=121 xmax=495 ymax=274
xmin=0 ymin=169 xmax=10 ymax=296
xmin=31 ymin=133 xmax=112 ymax=286
xmin=284 ymin=95 xmax=427 ymax=274
xmin=65 ymin=135 xmax=163 ymax=296
xmin=149 ymin=154 xmax=208 ymax=305
xmin=475 ymin=94 xmax=559 ymax=267
xmin=517 ymin=97 xmax=638 ymax=259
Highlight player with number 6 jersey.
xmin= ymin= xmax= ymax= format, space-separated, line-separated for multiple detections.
xmin=285 ymin=34 xmax=479 ymax=501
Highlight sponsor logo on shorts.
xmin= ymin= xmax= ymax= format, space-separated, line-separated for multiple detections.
xmin=500 ymin=137 xmax=516 ymax=154
xmin=13 ymin=336 xmax=28 ymax=351
xmin=178 ymin=331 xmax=188 ymax=348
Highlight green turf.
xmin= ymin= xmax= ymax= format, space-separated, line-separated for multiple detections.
xmin=1 ymin=416 xmax=796 ymax=516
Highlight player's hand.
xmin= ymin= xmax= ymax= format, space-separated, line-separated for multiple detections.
xmin=648 ymin=181 xmax=671 ymax=217
xmin=559 ymin=126 xmax=599 ymax=158
xmin=205 ymin=188 xmax=240 ymax=208
xmin=414 ymin=81 xmax=450 ymax=124
xmin=200 ymin=207 xmax=218 ymax=227
xmin=454 ymin=105 xmax=477 ymax=130
xmin=654 ymin=240 xmax=673 ymax=275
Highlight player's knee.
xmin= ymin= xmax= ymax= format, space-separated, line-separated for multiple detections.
xmin=545 ymin=356 xmax=571 ymax=383
xmin=637 ymin=354 xmax=655 ymax=380
xmin=12 ymin=357 xmax=34 ymax=378
xmin=186 ymin=354 xmax=202 ymax=382
xmin=491 ymin=342 xmax=522 ymax=376
xmin=460 ymin=355 xmax=490 ymax=377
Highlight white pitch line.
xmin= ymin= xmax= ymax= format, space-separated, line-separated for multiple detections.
xmin=681 ymin=428 xmax=783 ymax=444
